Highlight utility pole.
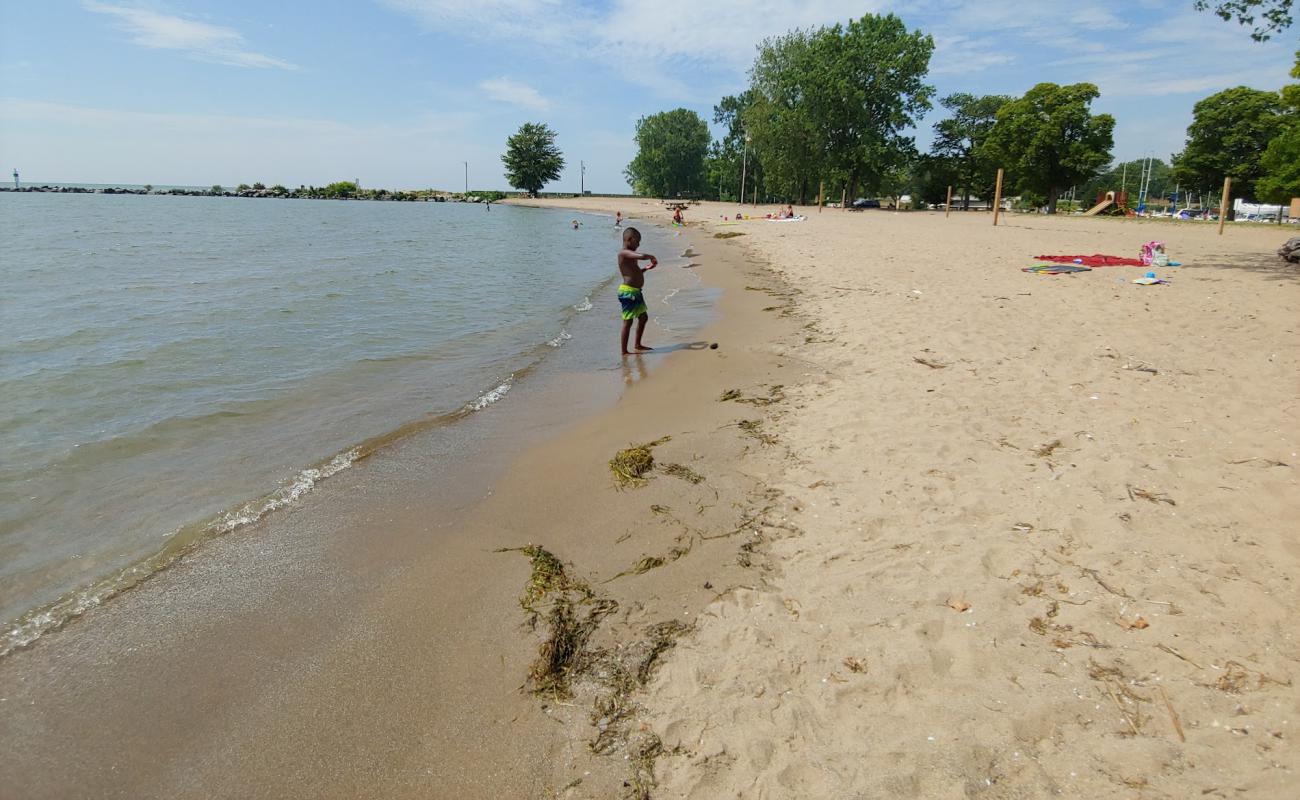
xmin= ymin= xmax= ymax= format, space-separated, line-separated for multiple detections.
xmin=462 ymin=161 xmax=468 ymax=195
xmin=580 ymin=160 xmax=585 ymax=195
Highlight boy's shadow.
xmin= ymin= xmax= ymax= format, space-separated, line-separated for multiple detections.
xmin=620 ymin=342 xmax=712 ymax=384
xmin=643 ymin=341 xmax=711 ymax=353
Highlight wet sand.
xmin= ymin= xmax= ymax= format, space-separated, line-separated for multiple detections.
xmin=0 ymin=211 xmax=799 ymax=798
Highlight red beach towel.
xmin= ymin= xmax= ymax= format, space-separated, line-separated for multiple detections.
xmin=1034 ymin=254 xmax=1146 ymax=267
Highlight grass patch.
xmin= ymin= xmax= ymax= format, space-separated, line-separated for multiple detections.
xmin=609 ymin=436 xmax=671 ymax=489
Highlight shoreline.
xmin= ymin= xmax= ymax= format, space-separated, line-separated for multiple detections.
xmin=0 ymin=201 xmax=800 ymax=797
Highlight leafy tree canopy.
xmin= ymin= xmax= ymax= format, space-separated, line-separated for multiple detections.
xmin=744 ymin=13 xmax=934 ymax=203
xmin=984 ymin=82 xmax=1115 ymax=214
xmin=1257 ymin=50 xmax=1300 ymax=202
xmin=1195 ymin=0 xmax=1294 ymax=41
xmin=321 ymin=181 xmax=358 ymax=198
xmin=624 ymin=108 xmax=711 ymax=197
xmin=502 ymin=122 xmax=565 ymax=197
xmin=1172 ymin=86 xmax=1284 ymax=200
xmin=930 ymin=92 xmax=1011 ymax=208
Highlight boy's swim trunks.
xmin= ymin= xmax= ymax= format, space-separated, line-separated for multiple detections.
xmin=618 ymin=284 xmax=647 ymax=320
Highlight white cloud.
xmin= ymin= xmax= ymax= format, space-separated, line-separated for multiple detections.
xmin=479 ymin=77 xmax=551 ymax=112
xmin=83 ymin=2 xmax=297 ymax=69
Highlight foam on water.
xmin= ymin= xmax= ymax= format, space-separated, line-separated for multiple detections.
xmin=212 ymin=449 xmax=359 ymax=534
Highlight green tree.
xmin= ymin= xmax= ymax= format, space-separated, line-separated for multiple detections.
xmin=210 ymin=184 xmax=223 ymax=194
xmin=625 ymin=108 xmax=711 ymax=197
xmin=745 ymin=13 xmax=934 ymax=203
xmin=501 ymin=122 xmax=565 ymax=197
xmin=252 ymin=182 xmax=266 ymax=191
xmin=985 ymin=82 xmax=1115 ymax=214
xmin=909 ymin=153 xmax=961 ymax=206
xmin=930 ymin=93 xmax=1011 ymax=209
xmin=1173 ymin=86 xmax=1283 ymax=201
xmin=745 ymin=31 xmax=821 ymax=203
xmin=709 ymin=92 xmax=760 ymax=201
xmin=1257 ymin=50 xmax=1300 ymax=203
xmin=320 ymin=181 xmax=358 ymax=198
xmin=236 ymin=183 xmax=251 ymax=192
xmin=1195 ymin=0 xmax=1293 ymax=41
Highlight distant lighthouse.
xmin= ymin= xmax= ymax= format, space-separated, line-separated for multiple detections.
xmin=12 ymin=168 xmax=17 ymax=189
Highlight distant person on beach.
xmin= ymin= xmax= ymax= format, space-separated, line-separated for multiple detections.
xmin=615 ymin=211 xmax=622 ymax=227
xmin=617 ymin=227 xmax=657 ymax=355
xmin=672 ymin=206 xmax=684 ymax=225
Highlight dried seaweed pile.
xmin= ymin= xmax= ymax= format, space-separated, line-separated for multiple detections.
xmin=609 ymin=436 xmax=672 ymax=489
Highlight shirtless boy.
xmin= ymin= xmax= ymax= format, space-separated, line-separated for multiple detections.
xmin=617 ymin=227 xmax=657 ymax=355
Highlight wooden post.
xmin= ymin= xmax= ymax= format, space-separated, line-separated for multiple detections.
xmin=841 ymin=187 xmax=846 ymax=211
xmin=944 ymin=185 xmax=953 ymax=218
xmin=992 ymin=168 xmax=1004 ymax=226
xmin=818 ymin=180 xmax=824 ymax=213
xmin=1217 ymin=177 xmax=1232 ymax=235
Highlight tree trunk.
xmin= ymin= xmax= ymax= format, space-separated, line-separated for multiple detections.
xmin=799 ymin=177 xmax=808 ymax=206
xmin=962 ymin=188 xmax=970 ymax=211
xmin=1046 ymin=186 xmax=1059 ymax=215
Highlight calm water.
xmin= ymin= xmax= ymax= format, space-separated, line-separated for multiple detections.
xmin=0 ymin=193 xmax=695 ymax=650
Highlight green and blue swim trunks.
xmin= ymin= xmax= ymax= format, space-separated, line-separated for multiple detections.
xmin=618 ymin=284 xmax=647 ymax=320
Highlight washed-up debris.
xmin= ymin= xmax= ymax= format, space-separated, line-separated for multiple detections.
xmin=609 ymin=436 xmax=671 ymax=488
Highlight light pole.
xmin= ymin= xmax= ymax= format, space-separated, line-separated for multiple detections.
xmin=462 ymin=161 xmax=468 ymax=195
xmin=739 ymin=133 xmax=751 ymax=206
xmin=580 ymin=160 xmax=586 ymax=195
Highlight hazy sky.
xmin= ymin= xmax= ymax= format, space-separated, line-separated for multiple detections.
xmin=0 ymin=1 xmax=1293 ymax=191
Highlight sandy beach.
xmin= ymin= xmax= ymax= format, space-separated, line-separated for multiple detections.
xmin=3 ymin=195 xmax=1296 ymax=798
xmin=0 ymin=210 xmax=804 ymax=798
xmin=540 ymin=197 xmax=1298 ymax=798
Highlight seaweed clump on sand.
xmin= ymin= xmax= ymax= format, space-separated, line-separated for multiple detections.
xmin=662 ymin=462 xmax=705 ymax=484
xmin=713 ymin=231 xmax=745 ymax=239
xmin=609 ymin=436 xmax=671 ymax=488
xmin=497 ymin=545 xmax=613 ymax=698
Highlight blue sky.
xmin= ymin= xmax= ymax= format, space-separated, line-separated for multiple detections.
xmin=0 ymin=1 xmax=1294 ymax=192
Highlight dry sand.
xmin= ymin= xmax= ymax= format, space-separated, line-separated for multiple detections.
xmin=572 ymin=198 xmax=1298 ymax=798
xmin=520 ymin=197 xmax=1298 ymax=797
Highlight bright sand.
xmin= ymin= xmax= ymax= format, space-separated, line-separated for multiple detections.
xmin=2 ymin=196 xmax=1296 ymax=798
xmin=520 ymin=197 xmax=1298 ymax=797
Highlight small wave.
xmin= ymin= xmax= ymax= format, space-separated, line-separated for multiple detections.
xmin=574 ymin=296 xmax=593 ymax=312
xmin=467 ymin=378 xmax=512 ymax=411
xmin=211 ymin=449 xmax=358 ymax=534
xmin=1 ymin=447 xmax=360 ymax=658
xmin=546 ymin=329 xmax=572 ymax=348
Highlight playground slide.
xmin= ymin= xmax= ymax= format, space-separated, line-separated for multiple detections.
xmin=1083 ymin=198 xmax=1113 ymax=216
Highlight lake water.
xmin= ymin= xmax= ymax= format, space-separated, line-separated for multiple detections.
xmin=0 ymin=193 xmax=702 ymax=652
